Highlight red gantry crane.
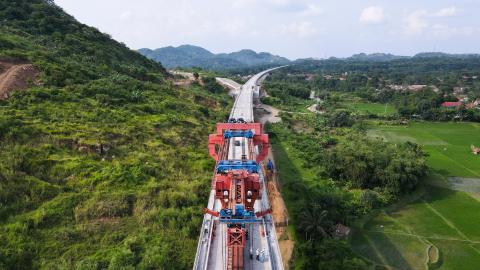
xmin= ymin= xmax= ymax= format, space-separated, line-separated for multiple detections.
xmin=193 ymin=67 xmax=285 ymax=270
xmin=205 ymin=120 xmax=271 ymax=270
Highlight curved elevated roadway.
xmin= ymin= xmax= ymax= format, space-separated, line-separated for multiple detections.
xmin=193 ymin=67 xmax=285 ymax=270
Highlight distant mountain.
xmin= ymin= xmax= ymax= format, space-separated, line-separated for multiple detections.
xmin=327 ymin=52 xmax=480 ymax=62
xmin=138 ymin=45 xmax=290 ymax=70
xmin=413 ymin=52 xmax=480 ymax=59
xmin=348 ymin=53 xmax=408 ymax=62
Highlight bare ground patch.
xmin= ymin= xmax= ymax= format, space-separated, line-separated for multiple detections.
xmin=265 ymin=149 xmax=293 ymax=268
xmin=0 ymin=59 xmax=39 ymax=99
xmin=255 ymin=104 xmax=281 ymax=124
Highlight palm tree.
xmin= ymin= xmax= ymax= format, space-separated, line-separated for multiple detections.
xmin=297 ymin=206 xmax=328 ymax=241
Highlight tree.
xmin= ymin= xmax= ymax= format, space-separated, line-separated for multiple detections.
xmin=327 ymin=111 xmax=354 ymax=127
xmin=202 ymin=76 xmax=224 ymax=93
xmin=298 ymin=206 xmax=329 ymax=241
xmin=324 ymin=135 xmax=427 ymax=196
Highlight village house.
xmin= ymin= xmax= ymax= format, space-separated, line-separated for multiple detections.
xmin=388 ymin=84 xmax=405 ymax=91
xmin=441 ymin=101 xmax=463 ymax=108
xmin=387 ymin=84 xmax=439 ymax=92
xmin=408 ymin=85 xmax=427 ymax=91
xmin=453 ymin=87 xmax=465 ymax=95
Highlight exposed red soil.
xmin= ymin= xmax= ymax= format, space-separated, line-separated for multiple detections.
xmin=0 ymin=59 xmax=39 ymax=99
xmin=264 ymin=150 xmax=294 ymax=269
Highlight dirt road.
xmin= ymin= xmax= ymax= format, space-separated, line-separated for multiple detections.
xmin=255 ymin=104 xmax=281 ymax=124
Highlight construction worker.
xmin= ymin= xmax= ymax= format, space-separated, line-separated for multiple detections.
xmin=267 ymin=159 xmax=274 ymax=172
xmin=256 ymin=249 xmax=260 ymax=261
xmin=249 ymin=247 xmax=253 ymax=260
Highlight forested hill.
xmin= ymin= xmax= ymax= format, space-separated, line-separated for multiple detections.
xmin=138 ymin=44 xmax=290 ymax=70
xmin=0 ymin=0 xmax=167 ymax=85
xmin=291 ymin=54 xmax=480 ymax=84
xmin=0 ymin=0 xmax=231 ymax=269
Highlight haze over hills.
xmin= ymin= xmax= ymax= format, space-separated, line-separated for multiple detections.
xmin=138 ymin=45 xmax=290 ymax=70
xmin=346 ymin=53 xmax=409 ymax=62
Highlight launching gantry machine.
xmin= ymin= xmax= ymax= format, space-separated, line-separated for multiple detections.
xmin=205 ymin=119 xmax=272 ymax=270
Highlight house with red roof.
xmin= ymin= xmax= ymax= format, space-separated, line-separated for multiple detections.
xmin=441 ymin=101 xmax=462 ymax=108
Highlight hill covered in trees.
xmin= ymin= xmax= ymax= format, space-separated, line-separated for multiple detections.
xmin=138 ymin=44 xmax=290 ymax=70
xmin=0 ymin=0 xmax=231 ymax=269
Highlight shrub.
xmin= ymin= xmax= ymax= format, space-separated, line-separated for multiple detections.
xmin=74 ymin=193 xmax=135 ymax=222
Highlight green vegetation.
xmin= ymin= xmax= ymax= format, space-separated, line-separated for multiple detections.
xmin=3 ymin=1 xmax=480 ymax=269
xmin=138 ymin=45 xmax=290 ymax=70
xmin=347 ymin=102 xmax=396 ymax=116
xmin=332 ymin=93 xmax=397 ymax=117
xmin=368 ymin=122 xmax=480 ymax=178
xmin=325 ymin=135 xmax=427 ymax=195
xmin=264 ymin=60 xmax=480 ymax=269
xmin=262 ymin=73 xmax=315 ymax=111
xmin=280 ymin=57 xmax=480 ymax=122
xmin=0 ymin=1 xmax=231 ymax=269
xmin=269 ymin=121 xmax=369 ymax=270
xmin=291 ymin=56 xmax=480 ymax=88
xmin=201 ymin=76 xmax=224 ymax=94
xmin=267 ymin=109 xmax=427 ymax=269
xmin=351 ymin=121 xmax=480 ymax=269
xmin=351 ymin=186 xmax=480 ymax=270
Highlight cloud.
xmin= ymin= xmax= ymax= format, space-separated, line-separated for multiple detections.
xmin=300 ymin=4 xmax=323 ymax=17
xmin=220 ymin=19 xmax=250 ymax=36
xmin=231 ymin=0 xmax=254 ymax=8
xmin=405 ymin=10 xmax=429 ymax=35
xmin=119 ymin=11 xmax=132 ymax=20
xmin=359 ymin=6 xmax=385 ymax=24
xmin=280 ymin=21 xmax=317 ymax=38
xmin=431 ymin=24 xmax=453 ymax=37
xmin=267 ymin=0 xmax=291 ymax=6
xmin=433 ymin=6 xmax=459 ymax=17
xmin=432 ymin=24 xmax=477 ymax=38
xmin=54 ymin=0 xmax=480 ymax=59
xmin=404 ymin=6 xmax=461 ymax=35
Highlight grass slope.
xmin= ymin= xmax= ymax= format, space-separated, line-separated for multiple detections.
xmin=0 ymin=1 xmax=232 ymax=269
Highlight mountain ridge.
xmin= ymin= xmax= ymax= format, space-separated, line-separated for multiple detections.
xmin=293 ymin=52 xmax=480 ymax=63
xmin=138 ymin=44 xmax=290 ymax=70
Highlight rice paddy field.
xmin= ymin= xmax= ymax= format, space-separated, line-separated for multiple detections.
xmin=348 ymin=102 xmax=397 ymax=116
xmin=335 ymin=93 xmax=398 ymax=116
xmin=368 ymin=122 xmax=480 ymax=178
xmin=351 ymin=121 xmax=480 ymax=270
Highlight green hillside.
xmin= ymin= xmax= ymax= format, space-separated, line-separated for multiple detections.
xmin=0 ymin=1 xmax=231 ymax=269
xmin=138 ymin=45 xmax=290 ymax=70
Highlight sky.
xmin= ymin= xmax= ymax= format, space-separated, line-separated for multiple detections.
xmin=54 ymin=0 xmax=480 ymax=59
